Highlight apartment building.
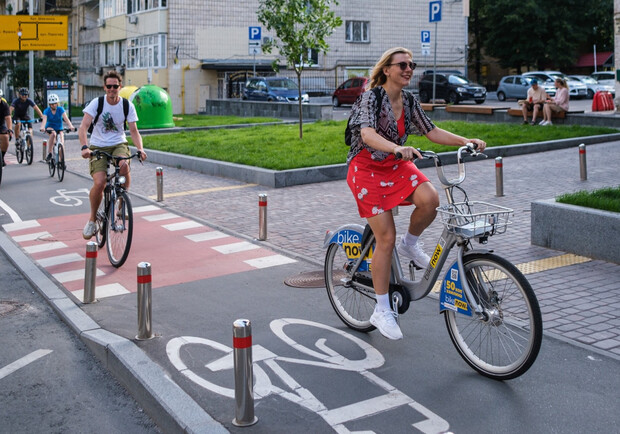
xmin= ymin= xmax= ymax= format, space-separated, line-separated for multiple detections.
xmin=76 ymin=0 xmax=469 ymax=114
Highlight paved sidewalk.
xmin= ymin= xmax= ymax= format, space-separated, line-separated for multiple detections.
xmin=54 ymin=135 xmax=620 ymax=359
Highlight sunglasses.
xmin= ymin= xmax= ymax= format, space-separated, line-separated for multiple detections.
xmin=388 ymin=61 xmax=416 ymax=71
xmin=105 ymin=84 xmax=120 ymax=89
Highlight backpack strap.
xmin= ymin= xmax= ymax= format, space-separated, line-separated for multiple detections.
xmin=122 ymin=97 xmax=129 ymax=130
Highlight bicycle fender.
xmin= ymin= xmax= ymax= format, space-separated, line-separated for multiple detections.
xmin=439 ymin=260 xmax=473 ymax=316
xmin=323 ymin=223 xmax=372 ymax=272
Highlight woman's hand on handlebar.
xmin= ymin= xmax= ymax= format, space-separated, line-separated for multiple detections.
xmin=466 ymin=139 xmax=486 ymax=153
xmin=393 ymin=145 xmax=421 ymax=161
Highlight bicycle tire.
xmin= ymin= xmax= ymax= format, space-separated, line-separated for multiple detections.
xmin=444 ymin=253 xmax=542 ymax=380
xmin=106 ymin=191 xmax=133 ymax=268
xmin=0 ymin=156 xmax=3 ymax=188
xmin=16 ymin=140 xmax=24 ymax=164
xmin=25 ymin=135 xmax=33 ymax=165
xmin=94 ymin=191 xmax=107 ymax=248
xmin=57 ymin=144 xmax=65 ymax=182
xmin=324 ymin=242 xmax=376 ymax=332
xmin=48 ymin=153 xmax=55 ymax=177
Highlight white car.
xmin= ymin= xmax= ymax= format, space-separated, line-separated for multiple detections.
xmin=590 ymin=71 xmax=615 ymax=87
xmin=568 ymin=75 xmax=615 ymax=99
xmin=523 ymin=71 xmax=588 ymax=99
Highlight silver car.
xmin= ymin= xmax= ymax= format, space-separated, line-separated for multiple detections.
xmin=523 ymin=71 xmax=588 ymax=99
xmin=496 ymin=75 xmax=555 ymax=100
xmin=590 ymin=71 xmax=615 ymax=87
xmin=568 ymin=75 xmax=615 ymax=99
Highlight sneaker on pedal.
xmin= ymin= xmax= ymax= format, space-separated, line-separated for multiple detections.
xmin=370 ymin=308 xmax=403 ymax=340
xmin=46 ymin=153 xmax=52 ymax=162
xmin=397 ymin=237 xmax=430 ymax=269
xmin=83 ymin=221 xmax=97 ymax=240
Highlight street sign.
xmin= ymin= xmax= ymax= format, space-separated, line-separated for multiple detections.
xmin=0 ymin=15 xmax=68 ymax=51
xmin=421 ymin=43 xmax=431 ymax=50
xmin=421 ymin=30 xmax=431 ymax=44
xmin=422 ymin=49 xmax=431 ymax=56
xmin=429 ymin=1 xmax=442 ymax=23
xmin=249 ymin=26 xmax=261 ymax=41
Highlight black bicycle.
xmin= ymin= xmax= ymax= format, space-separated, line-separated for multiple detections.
xmin=91 ymin=149 xmax=142 ymax=268
xmin=46 ymin=128 xmax=74 ymax=182
xmin=14 ymin=119 xmax=35 ymax=165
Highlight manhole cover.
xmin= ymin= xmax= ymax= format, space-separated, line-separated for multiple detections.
xmin=0 ymin=300 xmax=27 ymax=317
xmin=284 ymin=270 xmax=326 ymax=288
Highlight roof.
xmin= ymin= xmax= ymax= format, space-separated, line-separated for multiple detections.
xmin=575 ymin=51 xmax=613 ymax=68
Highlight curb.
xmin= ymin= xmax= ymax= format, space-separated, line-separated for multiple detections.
xmin=0 ymin=231 xmax=228 ymax=434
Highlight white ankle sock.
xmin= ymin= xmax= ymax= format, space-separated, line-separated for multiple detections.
xmin=375 ymin=293 xmax=391 ymax=312
xmin=403 ymin=232 xmax=419 ymax=246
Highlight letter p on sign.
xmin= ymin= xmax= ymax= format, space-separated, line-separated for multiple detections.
xmin=429 ymin=1 xmax=442 ymax=22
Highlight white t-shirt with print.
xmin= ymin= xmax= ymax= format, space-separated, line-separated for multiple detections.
xmin=83 ymin=97 xmax=139 ymax=148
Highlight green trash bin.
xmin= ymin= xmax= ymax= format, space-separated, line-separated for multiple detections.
xmin=130 ymin=84 xmax=175 ymax=129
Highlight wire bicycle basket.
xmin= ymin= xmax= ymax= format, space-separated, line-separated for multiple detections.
xmin=437 ymin=201 xmax=513 ymax=239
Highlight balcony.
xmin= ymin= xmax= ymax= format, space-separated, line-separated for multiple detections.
xmin=45 ymin=0 xmax=72 ymax=14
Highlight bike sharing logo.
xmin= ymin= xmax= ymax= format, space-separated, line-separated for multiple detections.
xmin=439 ymin=262 xmax=472 ymax=316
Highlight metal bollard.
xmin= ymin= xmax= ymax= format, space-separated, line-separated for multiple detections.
xmin=232 ymin=319 xmax=258 ymax=427
xmin=136 ymin=262 xmax=154 ymax=340
xmin=258 ymin=193 xmax=267 ymax=241
xmin=83 ymin=241 xmax=98 ymax=304
xmin=579 ymin=143 xmax=587 ymax=181
xmin=42 ymin=140 xmax=47 ymax=161
xmin=495 ymin=157 xmax=504 ymax=197
xmin=156 ymin=167 xmax=164 ymax=202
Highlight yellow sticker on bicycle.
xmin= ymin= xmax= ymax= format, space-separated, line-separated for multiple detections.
xmin=342 ymin=243 xmax=373 ymax=260
xmin=430 ymin=243 xmax=442 ymax=268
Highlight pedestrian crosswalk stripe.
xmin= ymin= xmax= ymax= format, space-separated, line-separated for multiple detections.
xmin=212 ymin=241 xmax=261 ymax=254
xmin=245 ymin=255 xmax=297 ymax=269
xmin=54 ymin=268 xmax=104 ymax=283
xmin=37 ymin=252 xmax=84 ymax=267
xmin=72 ymin=283 xmax=130 ymax=300
xmin=12 ymin=231 xmax=53 ymax=242
xmin=24 ymin=241 xmax=67 ymax=254
xmin=162 ymin=220 xmax=203 ymax=231
xmin=142 ymin=212 xmax=181 ymax=222
xmin=185 ymin=231 xmax=229 ymax=242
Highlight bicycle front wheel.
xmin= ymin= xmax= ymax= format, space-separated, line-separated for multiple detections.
xmin=56 ymin=144 xmax=65 ymax=182
xmin=106 ymin=191 xmax=133 ymax=268
xmin=16 ymin=140 xmax=24 ymax=164
xmin=444 ymin=253 xmax=542 ymax=380
xmin=324 ymin=243 xmax=376 ymax=332
xmin=25 ymin=135 xmax=33 ymax=165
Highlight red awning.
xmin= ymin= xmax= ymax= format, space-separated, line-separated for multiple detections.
xmin=575 ymin=51 xmax=613 ymax=68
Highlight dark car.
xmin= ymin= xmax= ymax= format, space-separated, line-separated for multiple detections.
xmin=418 ymin=72 xmax=486 ymax=104
xmin=332 ymin=77 xmax=369 ymax=107
xmin=242 ymin=77 xmax=309 ymax=103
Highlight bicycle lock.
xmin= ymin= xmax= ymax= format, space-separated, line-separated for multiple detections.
xmin=258 ymin=193 xmax=267 ymax=241
xmin=83 ymin=241 xmax=98 ymax=304
xmin=579 ymin=143 xmax=587 ymax=181
xmin=156 ymin=167 xmax=164 ymax=202
xmin=136 ymin=262 xmax=154 ymax=340
xmin=495 ymin=157 xmax=504 ymax=197
xmin=232 ymin=319 xmax=258 ymax=427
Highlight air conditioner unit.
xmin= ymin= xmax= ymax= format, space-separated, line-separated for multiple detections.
xmin=97 ymin=18 xmax=105 ymax=28
xmin=128 ymin=15 xmax=137 ymax=24
xmin=95 ymin=67 xmax=103 ymax=76
xmin=262 ymin=36 xmax=273 ymax=44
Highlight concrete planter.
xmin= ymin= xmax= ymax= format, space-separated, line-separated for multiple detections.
xmin=531 ymin=199 xmax=620 ymax=264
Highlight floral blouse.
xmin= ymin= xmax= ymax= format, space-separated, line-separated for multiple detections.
xmin=346 ymin=86 xmax=435 ymax=164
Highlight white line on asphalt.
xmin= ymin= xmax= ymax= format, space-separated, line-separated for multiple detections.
xmin=142 ymin=212 xmax=181 ymax=222
xmin=37 ymin=252 xmax=84 ymax=268
xmin=133 ymin=205 xmax=160 ymax=213
xmin=2 ymin=219 xmax=40 ymax=232
xmin=0 ymin=199 xmax=22 ymax=223
xmin=244 ymin=255 xmax=297 ymax=268
xmin=211 ymin=241 xmax=261 ymax=254
xmin=0 ymin=349 xmax=53 ymax=380
xmin=53 ymin=268 xmax=105 ymax=283
xmin=72 ymin=282 xmax=130 ymax=300
xmin=24 ymin=241 xmax=68 ymax=254
xmin=12 ymin=231 xmax=53 ymax=242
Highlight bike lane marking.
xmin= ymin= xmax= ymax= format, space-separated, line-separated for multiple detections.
xmin=0 ymin=349 xmax=53 ymax=381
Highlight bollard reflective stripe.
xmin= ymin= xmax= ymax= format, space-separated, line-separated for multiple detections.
xmin=136 ymin=262 xmax=154 ymax=340
xmin=83 ymin=241 xmax=98 ymax=304
xmin=232 ymin=319 xmax=258 ymax=427
xmin=258 ymin=193 xmax=267 ymax=241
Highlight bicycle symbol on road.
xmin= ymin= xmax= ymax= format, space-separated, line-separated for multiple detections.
xmin=49 ymin=188 xmax=90 ymax=207
xmin=166 ymin=318 xmax=449 ymax=433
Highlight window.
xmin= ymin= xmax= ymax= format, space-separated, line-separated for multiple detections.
xmin=127 ymin=34 xmax=167 ymax=69
xmin=345 ymin=21 xmax=369 ymax=43
xmin=101 ymin=0 xmax=126 ymax=18
xmin=504 ymin=77 xmax=514 ymax=84
xmin=127 ymin=0 xmax=167 ymax=14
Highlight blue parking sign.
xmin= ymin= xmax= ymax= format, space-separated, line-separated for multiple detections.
xmin=249 ymin=26 xmax=261 ymax=41
xmin=421 ymin=31 xmax=431 ymax=43
xmin=429 ymin=1 xmax=442 ymax=23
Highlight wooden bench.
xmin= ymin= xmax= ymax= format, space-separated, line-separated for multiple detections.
xmin=507 ymin=108 xmax=584 ymax=119
xmin=445 ymin=105 xmax=511 ymax=115
xmin=420 ymin=103 xmax=446 ymax=111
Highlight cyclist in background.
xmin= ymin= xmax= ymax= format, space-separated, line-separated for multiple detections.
xmin=40 ymin=93 xmax=76 ymax=162
xmin=78 ymin=70 xmax=147 ymax=240
xmin=0 ymin=89 xmax=13 ymax=166
xmin=10 ymin=88 xmax=44 ymax=146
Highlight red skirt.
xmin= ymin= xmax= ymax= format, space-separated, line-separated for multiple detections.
xmin=347 ymin=149 xmax=430 ymax=218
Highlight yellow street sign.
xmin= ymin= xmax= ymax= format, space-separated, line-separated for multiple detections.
xmin=0 ymin=15 xmax=68 ymax=51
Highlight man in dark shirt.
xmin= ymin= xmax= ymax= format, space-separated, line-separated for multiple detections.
xmin=0 ymin=89 xmax=13 ymax=166
xmin=10 ymin=87 xmax=43 ymax=146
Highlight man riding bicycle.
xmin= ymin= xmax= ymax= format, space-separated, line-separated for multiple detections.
xmin=40 ymin=93 xmax=76 ymax=161
xmin=10 ymin=87 xmax=44 ymax=146
xmin=78 ymin=70 xmax=147 ymax=240
xmin=0 ymin=89 xmax=13 ymax=167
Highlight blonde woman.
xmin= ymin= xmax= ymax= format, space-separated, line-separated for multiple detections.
xmin=345 ymin=47 xmax=486 ymax=340
xmin=541 ymin=78 xmax=569 ymax=125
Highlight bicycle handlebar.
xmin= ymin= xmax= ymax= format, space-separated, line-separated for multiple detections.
xmin=90 ymin=149 xmax=143 ymax=164
xmin=45 ymin=127 xmax=76 ymax=133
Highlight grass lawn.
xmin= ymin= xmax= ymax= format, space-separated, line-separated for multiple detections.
xmin=171 ymin=114 xmax=281 ymax=127
xmin=136 ymin=119 xmax=618 ymax=171
xmin=557 ymin=186 xmax=620 ymax=213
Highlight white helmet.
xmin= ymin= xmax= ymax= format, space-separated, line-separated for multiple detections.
xmin=48 ymin=93 xmax=59 ymax=104
xmin=0 ymin=88 xmax=3 ymax=97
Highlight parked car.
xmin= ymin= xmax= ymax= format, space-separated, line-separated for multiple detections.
xmin=243 ymin=77 xmax=309 ymax=103
xmin=332 ymin=77 xmax=369 ymax=107
xmin=496 ymin=75 xmax=556 ymax=101
xmin=590 ymin=71 xmax=615 ymax=87
xmin=523 ymin=71 xmax=587 ymax=99
xmin=418 ymin=72 xmax=486 ymax=104
xmin=568 ymin=75 xmax=615 ymax=99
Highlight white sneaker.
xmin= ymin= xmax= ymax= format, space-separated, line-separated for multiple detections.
xmin=370 ymin=308 xmax=403 ymax=340
xmin=545 ymin=120 xmax=553 ymax=126
xmin=397 ymin=238 xmax=431 ymax=269
xmin=539 ymin=120 xmax=547 ymax=125
xmin=83 ymin=221 xmax=97 ymax=240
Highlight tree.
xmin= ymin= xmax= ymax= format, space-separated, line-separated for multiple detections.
xmin=10 ymin=57 xmax=78 ymax=105
xmin=257 ymin=0 xmax=342 ymax=139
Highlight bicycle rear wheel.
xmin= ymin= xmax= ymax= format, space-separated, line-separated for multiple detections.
xmin=94 ymin=192 xmax=107 ymax=248
xmin=324 ymin=242 xmax=376 ymax=332
xmin=48 ymin=155 xmax=55 ymax=177
xmin=444 ymin=253 xmax=542 ymax=380
xmin=56 ymin=144 xmax=65 ymax=182
xmin=25 ymin=135 xmax=33 ymax=165
xmin=16 ymin=140 xmax=24 ymax=164
xmin=106 ymin=191 xmax=133 ymax=268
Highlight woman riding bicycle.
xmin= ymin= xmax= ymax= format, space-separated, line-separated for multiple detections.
xmin=346 ymin=47 xmax=486 ymax=340
xmin=40 ymin=93 xmax=76 ymax=161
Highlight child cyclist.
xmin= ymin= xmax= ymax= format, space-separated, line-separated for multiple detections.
xmin=40 ymin=94 xmax=76 ymax=161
